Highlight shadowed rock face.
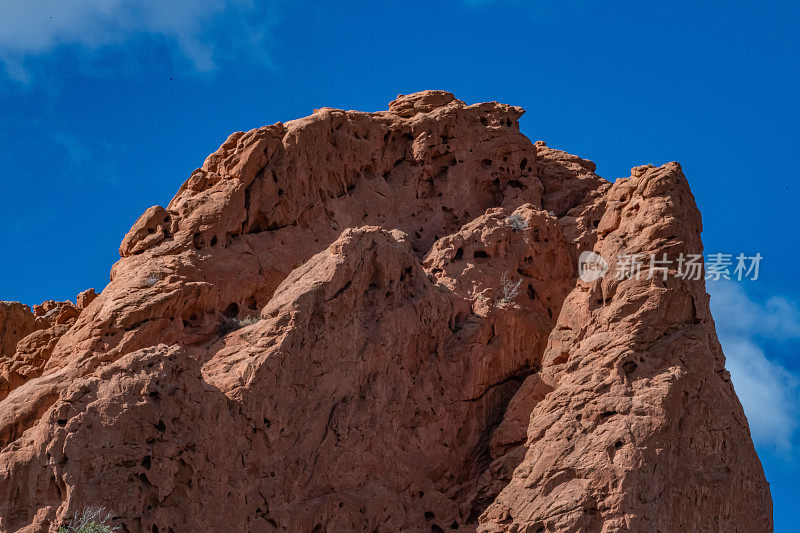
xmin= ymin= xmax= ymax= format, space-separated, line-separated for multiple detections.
xmin=0 ymin=91 xmax=771 ymax=532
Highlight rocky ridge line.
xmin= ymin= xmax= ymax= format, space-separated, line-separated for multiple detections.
xmin=0 ymin=91 xmax=771 ymax=532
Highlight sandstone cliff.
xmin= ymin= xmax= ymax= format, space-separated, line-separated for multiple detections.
xmin=0 ymin=91 xmax=771 ymax=532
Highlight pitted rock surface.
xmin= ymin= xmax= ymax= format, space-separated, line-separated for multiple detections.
xmin=0 ymin=91 xmax=771 ymax=532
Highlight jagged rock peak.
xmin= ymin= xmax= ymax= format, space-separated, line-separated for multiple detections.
xmin=0 ymin=92 xmax=771 ymax=532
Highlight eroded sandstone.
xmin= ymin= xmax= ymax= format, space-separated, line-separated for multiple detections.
xmin=0 ymin=91 xmax=771 ymax=532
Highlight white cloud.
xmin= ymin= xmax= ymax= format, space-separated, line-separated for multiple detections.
xmin=52 ymin=131 xmax=120 ymax=185
xmin=712 ymin=282 xmax=800 ymax=340
xmin=0 ymin=0 xmax=274 ymax=79
xmin=723 ymin=337 xmax=798 ymax=452
xmin=710 ymin=281 xmax=800 ymax=453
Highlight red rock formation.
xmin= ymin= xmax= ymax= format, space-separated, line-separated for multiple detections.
xmin=0 ymin=91 xmax=771 ymax=532
xmin=0 ymin=299 xmax=83 ymax=402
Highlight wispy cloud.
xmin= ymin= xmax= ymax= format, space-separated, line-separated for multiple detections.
xmin=710 ymin=281 xmax=800 ymax=453
xmin=0 ymin=0 xmax=277 ymax=81
xmin=52 ymin=131 xmax=120 ymax=186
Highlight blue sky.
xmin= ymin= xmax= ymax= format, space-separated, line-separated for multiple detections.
xmin=1 ymin=0 xmax=798 ymax=528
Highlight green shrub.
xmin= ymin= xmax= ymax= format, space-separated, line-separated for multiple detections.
xmin=57 ymin=507 xmax=118 ymax=533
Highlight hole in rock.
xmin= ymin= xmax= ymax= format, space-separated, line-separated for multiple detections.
xmin=223 ymin=303 xmax=239 ymax=318
xmin=192 ymin=233 xmax=203 ymax=250
xmin=622 ymin=360 xmax=638 ymax=376
xmin=527 ymin=285 xmax=537 ymax=300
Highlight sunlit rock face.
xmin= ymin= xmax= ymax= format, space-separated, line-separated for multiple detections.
xmin=0 ymin=91 xmax=771 ymax=532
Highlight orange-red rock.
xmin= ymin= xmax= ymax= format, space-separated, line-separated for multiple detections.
xmin=0 ymin=92 xmax=770 ymax=532
xmin=75 ymin=289 xmax=97 ymax=310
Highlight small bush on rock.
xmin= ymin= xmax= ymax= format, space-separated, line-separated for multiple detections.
xmin=499 ymin=271 xmax=523 ymax=304
xmin=506 ymin=213 xmax=529 ymax=232
xmin=218 ymin=315 xmax=261 ymax=336
xmin=57 ymin=507 xmax=118 ymax=533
